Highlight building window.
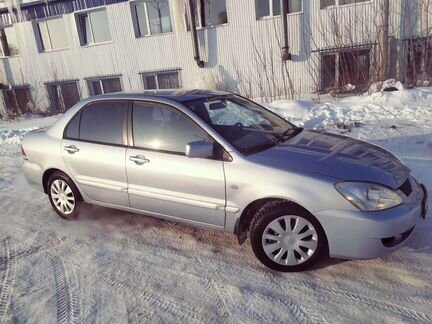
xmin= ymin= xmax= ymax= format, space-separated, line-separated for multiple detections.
xmin=255 ymin=0 xmax=302 ymax=19
xmin=321 ymin=48 xmax=370 ymax=92
xmin=46 ymin=81 xmax=80 ymax=112
xmin=131 ymin=1 xmax=173 ymax=37
xmin=186 ymin=0 xmax=228 ymax=29
xmin=0 ymin=26 xmax=19 ymax=57
xmin=321 ymin=0 xmax=368 ymax=8
xmin=142 ymin=70 xmax=181 ymax=89
xmin=407 ymin=37 xmax=432 ymax=83
xmin=35 ymin=17 xmax=68 ymax=52
xmin=87 ymin=76 xmax=122 ymax=95
xmin=321 ymin=54 xmax=336 ymax=91
xmin=76 ymin=9 xmax=111 ymax=46
xmin=2 ymin=86 xmax=32 ymax=115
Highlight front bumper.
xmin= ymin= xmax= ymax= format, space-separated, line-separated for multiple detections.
xmin=315 ymin=183 xmax=428 ymax=260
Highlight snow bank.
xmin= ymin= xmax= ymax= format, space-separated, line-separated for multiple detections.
xmin=368 ymin=79 xmax=404 ymax=93
xmin=268 ymin=87 xmax=432 ymax=131
xmin=0 ymin=115 xmax=60 ymax=145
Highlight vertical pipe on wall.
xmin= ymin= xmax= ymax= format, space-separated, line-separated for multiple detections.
xmin=281 ymin=0 xmax=291 ymax=61
xmin=378 ymin=0 xmax=390 ymax=80
xmin=187 ymin=0 xmax=204 ymax=67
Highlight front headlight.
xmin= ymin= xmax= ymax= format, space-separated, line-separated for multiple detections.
xmin=335 ymin=182 xmax=403 ymax=211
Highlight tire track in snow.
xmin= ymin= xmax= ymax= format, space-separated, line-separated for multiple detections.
xmin=93 ymin=272 xmax=212 ymax=324
xmin=185 ymin=250 xmax=428 ymax=323
xmin=51 ymin=256 xmax=81 ymax=324
xmin=308 ymin=285 xmax=432 ymax=323
xmin=13 ymin=238 xmax=65 ymax=262
xmin=0 ymin=237 xmax=16 ymax=322
xmin=118 ymin=235 xmax=319 ymax=323
xmin=67 ymin=241 xmax=213 ymax=324
xmin=233 ymin=290 xmax=310 ymax=323
xmin=94 ymin=230 xmax=430 ymax=322
xmin=223 ymin=262 xmax=431 ymax=323
xmin=194 ymin=256 xmax=237 ymax=324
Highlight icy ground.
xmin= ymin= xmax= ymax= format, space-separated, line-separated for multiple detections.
xmin=0 ymin=89 xmax=431 ymax=323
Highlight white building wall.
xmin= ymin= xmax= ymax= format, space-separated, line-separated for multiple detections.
xmin=0 ymin=0 xmax=428 ymax=115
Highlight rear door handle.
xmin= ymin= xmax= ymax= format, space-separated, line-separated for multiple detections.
xmin=129 ymin=155 xmax=150 ymax=165
xmin=64 ymin=145 xmax=79 ymax=154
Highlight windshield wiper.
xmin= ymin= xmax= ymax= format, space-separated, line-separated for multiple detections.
xmin=276 ymin=127 xmax=304 ymax=143
xmin=243 ymin=141 xmax=277 ymax=155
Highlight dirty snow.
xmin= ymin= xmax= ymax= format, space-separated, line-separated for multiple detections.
xmin=0 ymin=89 xmax=431 ymax=323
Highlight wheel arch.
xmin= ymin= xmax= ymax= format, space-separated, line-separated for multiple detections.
xmin=42 ymin=168 xmax=81 ymax=200
xmin=234 ymin=197 xmax=328 ymax=249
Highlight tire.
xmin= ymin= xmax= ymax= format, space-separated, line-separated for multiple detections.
xmin=47 ymin=171 xmax=82 ymax=220
xmin=250 ymin=201 xmax=327 ymax=272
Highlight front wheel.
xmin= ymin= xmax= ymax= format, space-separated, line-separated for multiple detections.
xmin=48 ymin=172 xmax=82 ymax=220
xmin=250 ymin=201 xmax=327 ymax=272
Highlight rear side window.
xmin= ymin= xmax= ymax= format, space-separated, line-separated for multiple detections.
xmin=132 ymin=102 xmax=211 ymax=154
xmin=65 ymin=112 xmax=80 ymax=139
xmin=79 ymin=101 xmax=127 ymax=145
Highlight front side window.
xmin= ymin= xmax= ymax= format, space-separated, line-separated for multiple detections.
xmin=186 ymin=0 xmax=228 ymax=29
xmin=35 ymin=17 xmax=68 ymax=51
xmin=132 ymin=102 xmax=211 ymax=154
xmin=0 ymin=26 xmax=19 ymax=56
xmin=79 ymin=102 xmax=128 ymax=145
xmin=77 ymin=9 xmax=111 ymax=45
xmin=132 ymin=1 xmax=173 ymax=37
xmin=87 ymin=77 xmax=122 ymax=95
xmin=256 ymin=0 xmax=302 ymax=19
xmin=142 ymin=70 xmax=181 ymax=89
xmin=186 ymin=95 xmax=297 ymax=154
xmin=47 ymin=81 xmax=80 ymax=112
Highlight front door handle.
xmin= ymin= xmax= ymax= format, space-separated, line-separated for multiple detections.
xmin=129 ymin=155 xmax=150 ymax=165
xmin=64 ymin=145 xmax=79 ymax=154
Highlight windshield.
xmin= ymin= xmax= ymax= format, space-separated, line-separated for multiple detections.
xmin=185 ymin=95 xmax=299 ymax=154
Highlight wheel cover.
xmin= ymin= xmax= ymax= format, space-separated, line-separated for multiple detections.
xmin=262 ymin=215 xmax=318 ymax=266
xmin=50 ymin=179 xmax=75 ymax=215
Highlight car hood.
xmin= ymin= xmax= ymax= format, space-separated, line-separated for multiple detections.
xmin=249 ymin=130 xmax=410 ymax=189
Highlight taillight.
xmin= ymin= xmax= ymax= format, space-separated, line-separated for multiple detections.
xmin=21 ymin=146 xmax=28 ymax=160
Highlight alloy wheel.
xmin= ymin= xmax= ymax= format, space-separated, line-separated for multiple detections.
xmin=262 ymin=215 xmax=318 ymax=266
xmin=50 ymin=179 xmax=76 ymax=215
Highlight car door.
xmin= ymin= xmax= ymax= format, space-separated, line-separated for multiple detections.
xmin=126 ymin=101 xmax=226 ymax=228
xmin=62 ymin=101 xmax=129 ymax=207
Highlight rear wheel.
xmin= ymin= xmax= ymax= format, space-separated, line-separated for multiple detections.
xmin=47 ymin=172 xmax=81 ymax=220
xmin=250 ymin=201 xmax=326 ymax=272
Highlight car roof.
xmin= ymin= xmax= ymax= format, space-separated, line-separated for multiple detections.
xmin=85 ymin=89 xmax=232 ymax=104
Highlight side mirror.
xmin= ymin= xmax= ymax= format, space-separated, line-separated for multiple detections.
xmin=185 ymin=141 xmax=214 ymax=158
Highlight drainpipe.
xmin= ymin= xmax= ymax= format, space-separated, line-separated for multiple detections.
xmin=378 ymin=0 xmax=390 ymax=80
xmin=281 ymin=0 xmax=291 ymax=61
xmin=188 ymin=0 xmax=204 ymax=68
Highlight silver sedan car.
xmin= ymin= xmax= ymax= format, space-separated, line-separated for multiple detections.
xmin=22 ymin=90 xmax=428 ymax=272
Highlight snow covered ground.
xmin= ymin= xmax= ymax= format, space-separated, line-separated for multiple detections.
xmin=0 ymin=88 xmax=431 ymax=323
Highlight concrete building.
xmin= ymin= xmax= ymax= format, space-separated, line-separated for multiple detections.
xmin=0 ymin=0 xmax=430 ymax=116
